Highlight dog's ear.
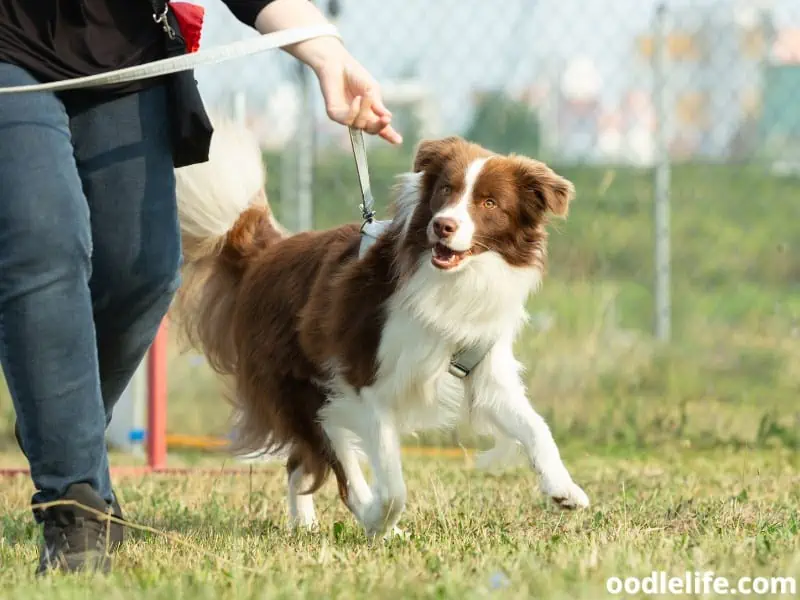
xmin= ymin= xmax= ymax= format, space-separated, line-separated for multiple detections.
xmin=413 ymin=136 xmax=463 ymax=174
xmin=513 ymin=156 xmax=575 ymax=217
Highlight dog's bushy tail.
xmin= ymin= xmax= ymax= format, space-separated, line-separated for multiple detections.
xmin=172 ymin=117 xmax=285 ymax=376
xmin=171 ymin=120 xmax=346 ymax=496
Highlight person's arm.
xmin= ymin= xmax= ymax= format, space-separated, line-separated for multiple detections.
xmin=220 ymin=0 xmax=402 ymax=144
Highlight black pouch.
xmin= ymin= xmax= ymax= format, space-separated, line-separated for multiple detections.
xmin=149 ymin=0 xmax=214 ymax=168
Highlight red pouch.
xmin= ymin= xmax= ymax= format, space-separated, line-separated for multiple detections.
xmin=168 ymin=2 xmax=205 ymax=53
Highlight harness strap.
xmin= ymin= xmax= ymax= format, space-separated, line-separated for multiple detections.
xmin=358 ymin=218 xmax=392 ymax=257
xmin=448 ymin=340 xmax=495 ymax=379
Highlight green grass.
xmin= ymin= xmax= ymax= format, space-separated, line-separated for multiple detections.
xmin=1 ymin=446 xmax=798 ymax=599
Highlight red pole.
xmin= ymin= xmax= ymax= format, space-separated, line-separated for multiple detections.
xmin=147 ymin=319 xmax=168 ymax=470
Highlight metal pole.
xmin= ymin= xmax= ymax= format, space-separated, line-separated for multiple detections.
xmin=653 ymin=3 xmax=672 ymax=342
xmin=279 ymin=127 xmax=296 ymax=229
xmin=295 ymin=62 xmax=314 ymax=232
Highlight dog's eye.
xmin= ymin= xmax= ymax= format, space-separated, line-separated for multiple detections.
xmin=440 ymin=184 xmax=452 ymax=195
xmin=483 ymin=198 xmax=497 ymax=209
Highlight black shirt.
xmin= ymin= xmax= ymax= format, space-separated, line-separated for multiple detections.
xmin=0 ymin=1 xmax=274 ymax=101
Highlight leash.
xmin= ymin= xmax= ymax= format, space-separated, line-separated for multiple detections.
xmin=349 ymin=128 xmax=392 ymax=257
xmin=348 ymin=128 xmax=376 ymax=223
xmin=0 ymin=24 xmax=341 ymax=95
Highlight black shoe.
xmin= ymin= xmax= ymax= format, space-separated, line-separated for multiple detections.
xmin=16 ymin=421 xmax=126 ymax=553
xmin=35 ymin=483 xmax=121 ymax=574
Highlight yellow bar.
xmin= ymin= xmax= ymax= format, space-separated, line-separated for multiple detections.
xmin=165 ymin=434 xmax=475 ymax=457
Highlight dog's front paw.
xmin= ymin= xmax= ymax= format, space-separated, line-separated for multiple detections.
xmin=541 ymin=477 xmax=590 ymax=509
xmin=291 ymin=514 xmax=319 ymax=531
xmin=386 ymin=526 xmax=411 ymax=540
xmin=362 ymin=493 xmax=406 ymax=539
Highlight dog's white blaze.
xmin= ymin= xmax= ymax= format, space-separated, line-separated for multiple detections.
xmin=431 ymin=158 xmax=488 ymax=252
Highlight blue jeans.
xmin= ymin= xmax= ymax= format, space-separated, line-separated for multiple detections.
xmin=0 ymin=63 xmax=181 ymax=506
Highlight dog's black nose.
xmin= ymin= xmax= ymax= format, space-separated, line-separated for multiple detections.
xmin=433 ymin=217 xmax=458 ymax=238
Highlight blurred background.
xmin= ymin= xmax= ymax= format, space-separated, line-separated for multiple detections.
xmin=2 ymin=0 xmax=799 ymax=457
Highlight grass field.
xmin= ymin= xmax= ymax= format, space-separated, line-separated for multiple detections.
xmin=1 ymin=445 xmax=798 ymax=599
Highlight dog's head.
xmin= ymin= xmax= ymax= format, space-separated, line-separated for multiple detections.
xmin=394 ymin=136 xmax=574 ymax=274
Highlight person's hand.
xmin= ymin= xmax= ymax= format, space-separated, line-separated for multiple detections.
xmin=311 ymin=47 xmax=403 ymax=145
xmin=254 ymin=0 xmax=401 ymax=144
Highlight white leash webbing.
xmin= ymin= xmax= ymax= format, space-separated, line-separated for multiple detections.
xmin=0 ymin=24 xmax=340 ymax=95
xmin=350 ymin=127 xmax=391 ymax=258
xmin=348 ymin=127 xmax=375 ymax=222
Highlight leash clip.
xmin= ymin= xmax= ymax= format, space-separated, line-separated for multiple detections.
xmin=359 ymin=204 xmax=376 ymax=225
xmin=153 ymin=5 xmax=176 ymax=39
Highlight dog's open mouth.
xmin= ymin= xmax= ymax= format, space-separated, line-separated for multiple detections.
xmin=431 ymin=243 xmax=471 ymax=270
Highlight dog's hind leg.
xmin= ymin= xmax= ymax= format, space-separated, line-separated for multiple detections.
xmin=286 ymin=450 xmax=318 ymax=529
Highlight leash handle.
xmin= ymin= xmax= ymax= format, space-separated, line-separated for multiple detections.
xmin=348 ymin=127 xmax=375 ymax=223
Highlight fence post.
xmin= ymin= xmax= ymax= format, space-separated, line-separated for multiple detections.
xmin=147 ymin=320 xmax=168 ymax=470
xmin=296 ymin=61 xmax=314 ymax=232
xmin=653 ymin=3 xmax=672 ymax=342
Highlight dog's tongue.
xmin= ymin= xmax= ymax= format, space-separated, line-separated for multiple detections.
xmin=435 ymin=244 xmax=456 ymax=260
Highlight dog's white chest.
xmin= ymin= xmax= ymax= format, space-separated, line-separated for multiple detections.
xmin=374 ymin=309 xmax=468 ymax=431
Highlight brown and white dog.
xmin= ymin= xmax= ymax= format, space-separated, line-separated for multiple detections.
xmin=173 ymin=120 xmax=589 ymax=538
